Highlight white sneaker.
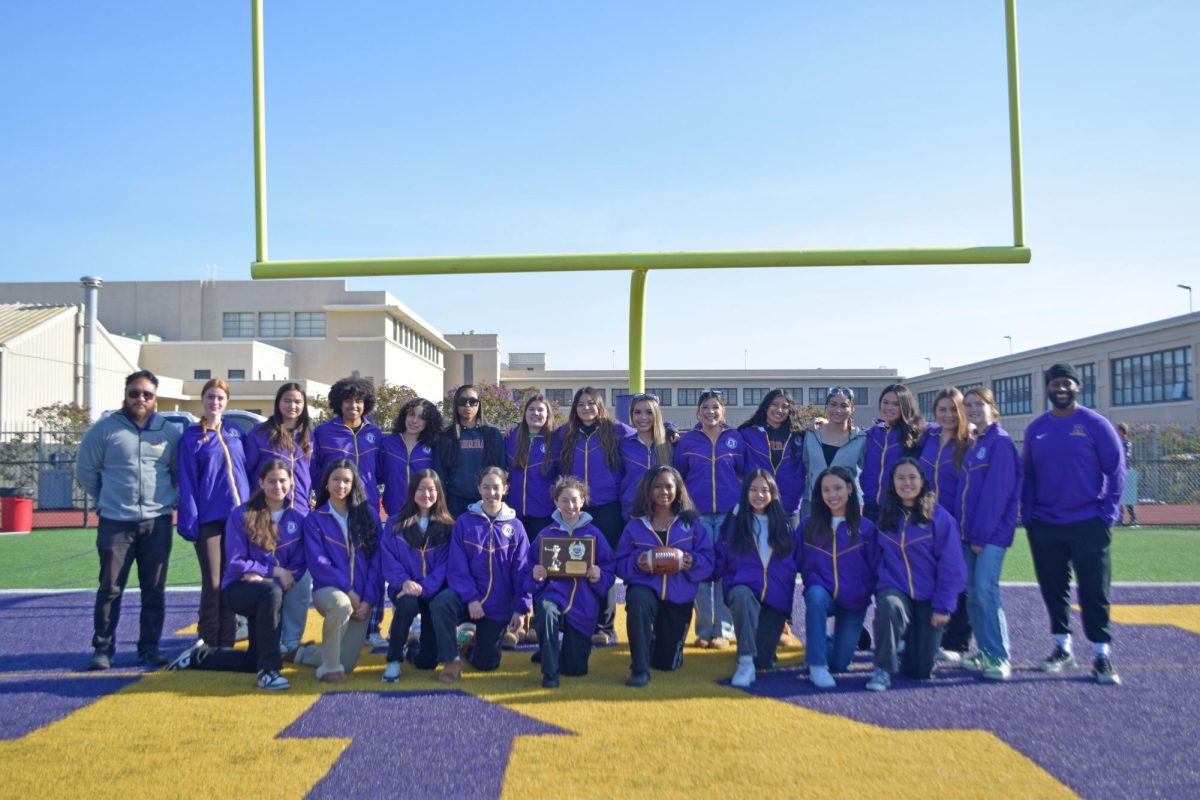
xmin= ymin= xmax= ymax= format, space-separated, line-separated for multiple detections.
xmin=865 ymin=667 xmax=891 ymax=692
xmin=809 ymin=666 xmax=837 ymax=689
xmin=381 ymin=661 xmax=402 ymax=684
xmin=731 ymin=657 xmax=756 ymax=688
xmin=937 ymin=648 xmax=963 ymax=665
xmin=367 ymin=632 xmax=389 ymax=649
xmin=256 ymin=669 xmax=291 ymax=691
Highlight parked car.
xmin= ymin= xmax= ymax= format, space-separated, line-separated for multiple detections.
xmin=221 ymin=409 xmax=267 ymax=435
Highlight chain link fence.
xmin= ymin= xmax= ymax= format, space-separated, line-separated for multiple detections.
xmin=3 ymin=423 xmax=1199 ymax=529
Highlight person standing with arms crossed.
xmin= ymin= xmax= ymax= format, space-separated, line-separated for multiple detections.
xmin=75 ymin=371 xmax=181 ymax=670
xmin=1023 ymin=363 xmax=1125 ymax=685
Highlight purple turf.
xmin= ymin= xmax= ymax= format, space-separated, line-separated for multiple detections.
xmin=276 ymin=691 xmax=570 ymax=800
xmin=0 ymin=674 xmax=139 ymax=739
xmin=748 ymin=585 xmax=1200 ymax=798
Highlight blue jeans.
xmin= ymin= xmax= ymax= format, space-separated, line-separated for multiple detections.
xmin=963 ymin=543 xmax=1010 ymax=661
xmin=280 ymin=571 xmax=313 ymax=652
xmin=693 ymin=513 xmax=734 ymax=639
xmin=803 ymin=585 xmax=866 ymax=673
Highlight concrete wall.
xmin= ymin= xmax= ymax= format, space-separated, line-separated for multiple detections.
xmin=140 ymin=340 xmax=292 ymax=384
xmin=444 ymin=333 xmax=501 ymax=391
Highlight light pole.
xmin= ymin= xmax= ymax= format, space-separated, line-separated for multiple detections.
xmin=1004 ymin=335 xmax=1013 ymax=354
xmin=1178 ymin=284 xmax=1193 ymax=313
xmin=924 ymin=357 xmax=932 ymax=373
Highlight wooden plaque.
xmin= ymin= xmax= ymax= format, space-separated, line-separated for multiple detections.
xmin=539 ymin=535 xmax=594 ymax=578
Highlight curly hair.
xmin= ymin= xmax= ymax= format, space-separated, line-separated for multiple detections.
xmin=329 ymin=376 xmax=376 ymax=419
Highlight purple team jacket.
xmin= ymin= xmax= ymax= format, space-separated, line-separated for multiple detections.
xmin=378 ymin=434 xmax=436 ymax=517
xmin=861 ymin=422 xmax=906 ymax=509
xmin=312 ymin=418 xmax=383 ymax=511
xmin=917 ymin=424 xmax=961 ymax=517
xmin=302 ymin=503 xmax=384 ymax=604
xmin=797 ymin=516 xmax=879 ymax=612
xmin=553 ymin=424 xmax=630 ymax=507
xmin=674 ymin=425 xmax=746 ymax=515
xmin=1021 ymin=407 xmax=1125 ymax=528
xmin=177 ymin=422 xmax=251 ymax=541
xmin=740 ymin=426 xmax=806 ymax=516
xmin=243 ymin=424 xmax=313 ymax=515
xmin=222 ymin=503 xmax=308 ymax=590
xmin=615 ymin=515 xmax=715 ymax=604
xmin=618 ymin=434 xmax=669 ymax=519
xmin=957 ymin=422 xmax=1022 ymax=549
xmin=714 ymin=513 xmax=801 ymax=613
xmin=446 ymin=503 xmax=533 ymax=622
xmin=873 ymin=505 xmax=966 ymax=615
xmin=379 ymin=518 xmax=452 ymax=600
xmin=526 ymin=511 xmax=616 ymax=637
xmin=505 ymin=429 xmax=559 ymax=519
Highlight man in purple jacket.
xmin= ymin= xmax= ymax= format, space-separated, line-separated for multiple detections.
xmin=1022 ymin=363 xmax=1125 ymax=685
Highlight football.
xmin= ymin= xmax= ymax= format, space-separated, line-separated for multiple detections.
xmin=649 ymin=546 xmax=685 ymax=575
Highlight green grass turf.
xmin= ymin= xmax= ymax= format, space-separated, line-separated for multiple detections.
xmin=0 ymin=526 xmax=1196 ymax=590
xmin=0 ymin=528 xmax=200 ymax=590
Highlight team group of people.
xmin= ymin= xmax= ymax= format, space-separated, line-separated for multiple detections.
xmin=76 ymin=362 xmax=1126 ymax=691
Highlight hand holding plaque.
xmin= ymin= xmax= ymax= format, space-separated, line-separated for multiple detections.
xmin=539 ymin=535 xmax=595 ymax=578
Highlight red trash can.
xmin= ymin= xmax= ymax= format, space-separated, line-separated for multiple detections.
xmin=1 ymin=496 xmax=33 ymax=533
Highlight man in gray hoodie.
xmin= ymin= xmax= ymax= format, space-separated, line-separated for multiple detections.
xmin=75 ymin=370 xmax=181 ymax=669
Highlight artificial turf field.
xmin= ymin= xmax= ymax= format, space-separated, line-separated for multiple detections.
xmin=1 ymin=529 xmax=1197 ymax=798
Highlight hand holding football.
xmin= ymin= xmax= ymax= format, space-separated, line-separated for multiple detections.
xmin=649 ymin=546 xmax=685 ymax=575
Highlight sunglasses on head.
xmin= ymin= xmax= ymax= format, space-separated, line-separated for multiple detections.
xmin=456 ymin=397 xmax=480 ymax=407
xmin=826 ymin=387 xmax=855 ymax=402
xmin=126 ymin=389 xmax=155 ymax=400
xmin=631 ymin=393 xmax=659 ymax=403
xmin=698 ymin=389 xmax=723 ymax=401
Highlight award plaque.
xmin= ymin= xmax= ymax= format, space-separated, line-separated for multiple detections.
xmin=539 ymin=535 xmax=594 ymax=578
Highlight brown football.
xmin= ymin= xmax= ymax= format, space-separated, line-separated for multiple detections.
xmin=649 ymin=546 xmax=685 ymax=575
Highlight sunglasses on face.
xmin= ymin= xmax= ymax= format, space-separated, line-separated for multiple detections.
xmin=456 ymin=397 xmax=480 ymax=407
xmin=126 ymin=390 xmax=155 ymax=400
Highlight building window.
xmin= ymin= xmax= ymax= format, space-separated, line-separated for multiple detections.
xmin=463 ymin=354 xmax=474 ymax=385
xmin=222 ymin=312 xmax=254 ymax=339
xmin=545 ymin=389 xmax=573 ymax=406
xmin=850 ymin=387 xmax=870 ymax=406
xmin=808 ymin=388 xmax=829 ymax=406
xmin=917 ymin=390 xmax=938 ymax=417
xmin=194 ymin=369 xmax=212 ymax=380
xmin=743 ymin=388 xmax=769 ymax=407
xmin=294 ymin=312 xmax=326 ymax=338
xmin=712 ymin=388 xmax=737 ymax=406
xmin=1112 ymin=346 xmax=1192 ymax=406
xmin=258 ymin=312 xmax=290 ymax=338
xmin=1077 ymin=362 xmax=1097 ymax=408
xmin=992 ymin=374 xmax=1033 ymax=416
xmin=592 ymin=388 xmax=606 ymax=402
xmin=678 ymin=388 xmax=701 ymax=407
xmin=228 ymin=369 xmax=246 ymax=380
xmin=957 ymin=383 xmax=983 ymax=397
xmin=612 ymin=388 xmax=630 ymax=402
xmin=646 ymin=388 xmax=672 ymax=406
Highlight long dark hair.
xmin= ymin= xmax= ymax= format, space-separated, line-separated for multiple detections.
xmin=631 ymin=465 xmax=699 ymax=526
xmin=243 ymin=458 xmax=293 ymax=551
xmin=727 ymin=470 xmax=792 ymax=556
xmin=440 ymin=384 xmax=501 ymax=469
xmin=879 ymin=383 xmax=926 ymax=451
xmin=739 ymin=389 xmax=803 ymax=435
xmin=878 ymin=457 xmax=937 ymax=532
xmin=390 ymin=397 xmax=442 ymax=448
xmin=259 ymin=382 xmax=313 ymax=456
xmin=392 ymin=468 xmax=454 ymax=549
xmin=932 ymin=388 xmax=970 ymax=470
xmin=558 ymin=387 xmax=621 ymax=473
xmin=512 ymin=393 xmax=556 ymax=474
xmin=804 ymin=466 xmax=862 ymax=548
xmin=315 ymin=458 xmax=378 ymax=556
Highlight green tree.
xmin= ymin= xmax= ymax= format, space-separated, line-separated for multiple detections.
xmin=28 ymin=402 xmax=91 ymax=446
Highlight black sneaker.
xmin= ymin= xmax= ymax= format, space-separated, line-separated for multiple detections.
xmin=1038 ymin=645 xmax=1077 ymax=672
xmin=86 ymin=650 xmax=111 ymax=671
xmin=166 ymin=640 xmax=205 ymax=671
xmin=1093 ymin=655 xmax=1121 ymax=685
xmin=139 ymin=648 xmax=169 ymax=667
xmin=625 ymin=671 xmax=651 ymax=688
xmin=542 ymin=675 xmax=560 ymax=689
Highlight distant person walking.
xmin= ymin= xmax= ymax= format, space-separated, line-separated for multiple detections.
xmin=1022 ymin=363 xmax=1125 ymax=684
xmin=75 ymin=370 xmax=181 ymax=670
xmin=1115 ymin=422 xmax=1139 ymax=527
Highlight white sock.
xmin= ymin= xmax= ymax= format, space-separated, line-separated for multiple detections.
xmin=1055 ymin=633 xmax=1072 ymax=650
xmin=1094 ymin=642 xmax=1111 ymax=657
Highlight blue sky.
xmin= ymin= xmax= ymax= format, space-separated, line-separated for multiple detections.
xmin=2 ymin=2 xmax=1196 ymax=379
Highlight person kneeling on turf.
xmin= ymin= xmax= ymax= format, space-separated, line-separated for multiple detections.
xmin=379 ymin=469 xmax=454 ymax=683
xmin=168 ymin=459 xmax=302 ymax=690
xmin=527 ymin=477 xmax=615 ymax=688
xmin=430 ymin=467 xmax=531 ymax=682
xmin=616 ymin=466 xmax=713 ymax=688
xmin=865 ymin=458 xmax=966 ymax=692
xmin=716 ymin=469 xmax=802 ymax=688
